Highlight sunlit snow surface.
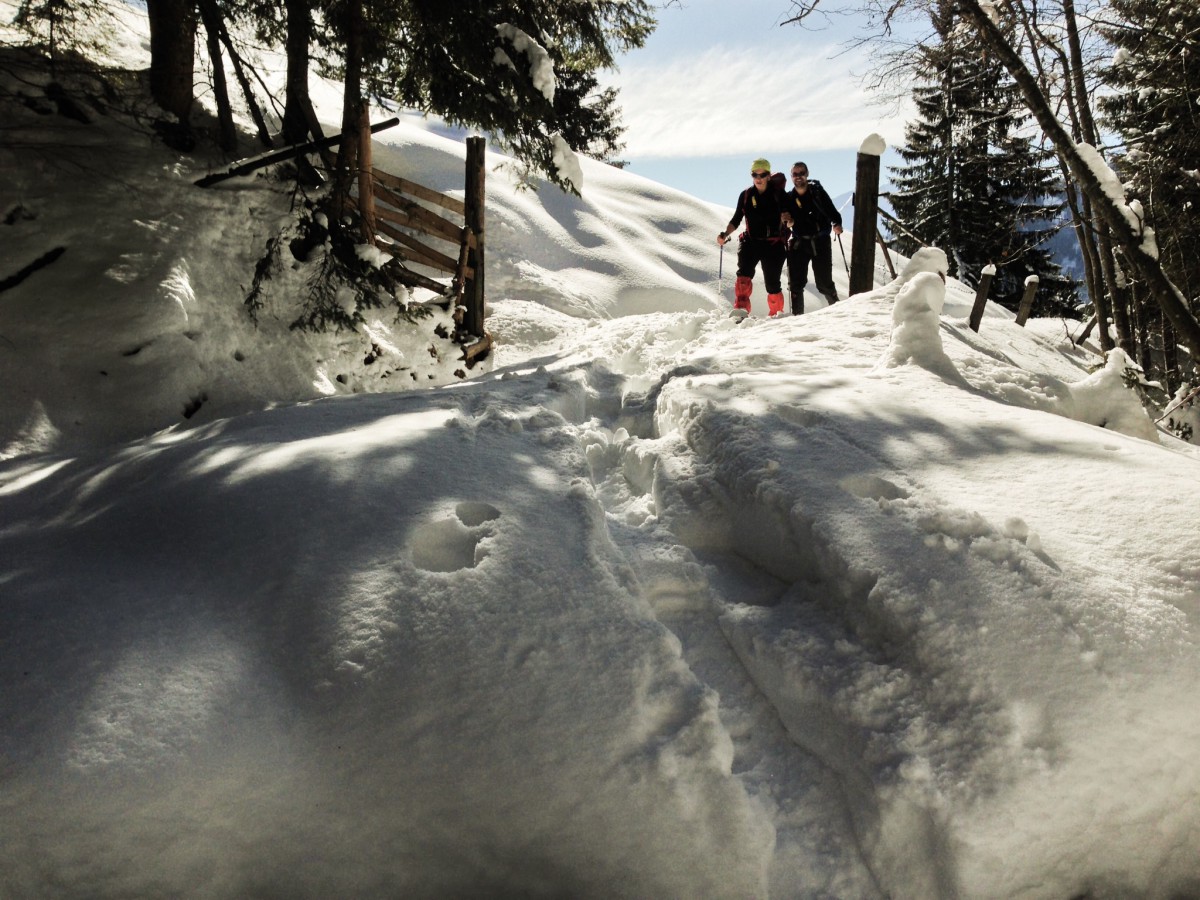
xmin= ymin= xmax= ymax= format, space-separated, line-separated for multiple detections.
xmin=3 ymin=5 xmax=1200 ymax=899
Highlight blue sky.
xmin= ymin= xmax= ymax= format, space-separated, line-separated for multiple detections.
xmin=606 ymin=0 xmax=916 ymax=208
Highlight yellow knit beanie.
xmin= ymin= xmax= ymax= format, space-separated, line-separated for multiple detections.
xmin=750 ymin=158 xmax=771 ymax=174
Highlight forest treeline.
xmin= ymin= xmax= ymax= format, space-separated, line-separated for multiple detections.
xmin=822 ymin=0 xmax=1199 ymax=414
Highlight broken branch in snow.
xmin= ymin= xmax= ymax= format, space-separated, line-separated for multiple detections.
xmin=0 ymin=246 xmax=66 ymax=293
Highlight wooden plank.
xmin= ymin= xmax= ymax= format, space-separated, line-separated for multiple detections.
xmin=374 ymin=181 xmax=464 ymax=244
xmin=372 ymin=203 xmax=460 ymax=248
xmin=875 ymin=228 xmax=896 ymax=278
xmin=375 ymin=222 xmax=460 ymax=273
xmin=461 ymin=332 xmax=493 ymax=366
xmin=387 ymin=262 xmax=453 ymax=295
xmin=372 ymin=168 xmax=466 ymax=216
xmin=344 ymin=193 xmax=465 ymax=273
xmin=375 ymin=236 xmax=450 ymax=276
xmin=373 ymin=181 xmax=465 ymax=244
xmin=375 ymin=226 xmax=462 ymax=276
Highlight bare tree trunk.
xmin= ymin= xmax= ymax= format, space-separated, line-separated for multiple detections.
xmin=1132 ymin=283 xmax=1152 ymax=374
xmin=1062 ymin=0 xmax=1134 ymax=355
xmin=205 ymin=4 xmax=274 ymax=149
xmin=198 ymin=0 xmax=235 ymax=151
xmin=1062 ymin=0 xmax=1098 ymax=144
xmin=282 ymin=0 xmax=313 ymax=145
xmin=1096 ymin=221 xmax=1135 ymax=354
xmin=331 ymin=0 xmax=364 ymax=221
xmin=1014 ymin=0 xmax=1115 ymax=350
xmin=1064 ymin=174 xmax=1113 ymax=351
xmin=1162 ymin=315 xmax=1180 ymax=397
xmin=146 ymin=0 xmax=196 ymax=124
xmin=955 ymin=0 xmax=1200 ymax=363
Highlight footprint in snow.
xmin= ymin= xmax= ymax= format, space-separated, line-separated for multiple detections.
xmin=410 ymin=502 xmax=501 ymax=572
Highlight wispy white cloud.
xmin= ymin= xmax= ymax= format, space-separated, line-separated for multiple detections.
xmin=607 ymin=45 xmax=911 ymax=160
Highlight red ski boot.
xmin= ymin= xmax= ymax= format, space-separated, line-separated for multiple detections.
xmin=731 ymin=276 xmax=752 ymax=321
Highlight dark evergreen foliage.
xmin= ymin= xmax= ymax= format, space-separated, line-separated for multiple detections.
xmin=305 ymin=0 xmax=653 ymax=192
xmin=889 ymin=3 xmax=1076 ymax=316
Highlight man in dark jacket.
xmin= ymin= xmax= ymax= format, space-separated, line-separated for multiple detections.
xmin=717 ymin=158 xmax=788 ymax=318
xmin=783 ymin=161 xmax=843 ymax=314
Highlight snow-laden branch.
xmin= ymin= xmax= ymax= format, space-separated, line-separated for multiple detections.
xmin=495 ymin=24 xmax=556 ymax=104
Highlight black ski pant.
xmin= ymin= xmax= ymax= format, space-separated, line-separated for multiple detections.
xmin=787 ymin=235 xmax=838 ymax=313
xmin=737 ymin=238 xmax=786 ymax=294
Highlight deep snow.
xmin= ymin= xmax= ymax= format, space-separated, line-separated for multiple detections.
xmin=3 ymin=5 xmax=1200 ymax=899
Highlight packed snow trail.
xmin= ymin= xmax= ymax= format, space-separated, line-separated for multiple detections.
xmin=4 ymin=252 xmax=1200 ymax=898
xmin=488 ymin=251 xmax=1200 ymax=898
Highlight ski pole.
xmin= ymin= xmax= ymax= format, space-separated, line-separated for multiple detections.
xmin=836 ymin=232 xmax=849 ymax=274
xmin=719 ymin=240 xmax=725 ymax=294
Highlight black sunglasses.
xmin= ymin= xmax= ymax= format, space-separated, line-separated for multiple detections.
xmin=791 ymin=171 xmax=809 ymax=177
xmin=752 ymin=171 xmax=770 ymax=179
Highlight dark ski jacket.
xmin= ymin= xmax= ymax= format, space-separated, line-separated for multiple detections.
xmin=784 ymin=181 xmax=842 ymax=240
xmin=728 ymin=179 xmax=787 ymax=241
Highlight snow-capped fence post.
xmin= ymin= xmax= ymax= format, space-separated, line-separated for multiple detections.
xmin=1015 ymin=275 xmax=1040 ymax=327
xmin=850 ymin=135 xmax=885 ymax=297
xmin=969 ymin=265 xmax=996 ymax=332
xmin=462 ymin=136 xmax=486 ymax=340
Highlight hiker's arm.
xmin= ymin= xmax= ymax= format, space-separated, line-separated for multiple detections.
xmin=718 ymin=194 xmax=745 ymax=245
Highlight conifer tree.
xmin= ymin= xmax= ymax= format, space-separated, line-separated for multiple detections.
xmin=329 ymin=0 xmax=653 ymax=192
xmin=1100 ymin=0 xmax=1200 ymax=387
xmin=890 ymin=2 xmax=1075 ymax=315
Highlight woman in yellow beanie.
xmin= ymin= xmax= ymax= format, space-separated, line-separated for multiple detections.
xmin=716 ymin=158 xmax=789 ymax=318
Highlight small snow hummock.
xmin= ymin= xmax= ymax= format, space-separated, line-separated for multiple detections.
xmin=1063 ymin=347 xmax=1159 ymax=442
xmin=879 ymin=271 xmax=956 ymax=375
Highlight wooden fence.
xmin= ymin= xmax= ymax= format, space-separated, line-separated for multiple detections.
xmin=353 ymin=132 xmax=490 ymax=366
xmin=197 ymin=121 xmax=490 ymax=366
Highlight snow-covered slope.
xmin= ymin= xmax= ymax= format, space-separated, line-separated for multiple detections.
xmin=4 ymin=7 xmax=1200 ymax=900
xmin=0 ymin=21 xmax=732 ymax=460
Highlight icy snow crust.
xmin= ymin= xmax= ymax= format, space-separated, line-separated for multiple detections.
xmin=4 ymin=9 xmax=1200 ymax=899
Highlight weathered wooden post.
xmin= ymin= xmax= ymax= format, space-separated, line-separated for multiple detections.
xmin=463 ymin=136 xmax=486 ymax=338
xmin=850 ymin=134 xmax=885 ymax=297
xmin=1015 ymin=275 xmax=1039 ymax=326
xmin=969 ymin=264 xmax=996 ymax=332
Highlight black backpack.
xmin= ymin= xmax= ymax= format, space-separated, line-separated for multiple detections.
xmin=739 ymin=173 xmax=788 ymax=239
